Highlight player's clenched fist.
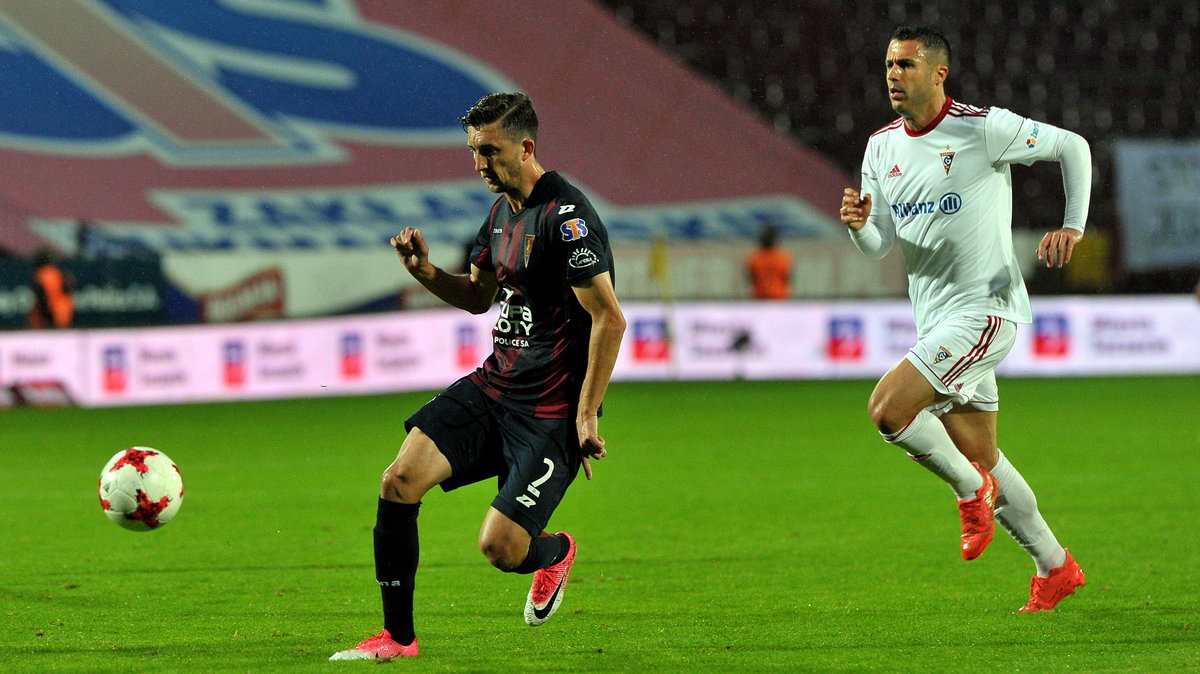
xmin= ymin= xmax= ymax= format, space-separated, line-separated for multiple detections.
xmin=840 ymin=188 xmax=872 ymax=230
xmin=391 ymin=227 xmax=429 ymax=274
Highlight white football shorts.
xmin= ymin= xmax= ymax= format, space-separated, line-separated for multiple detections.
xmin=905 ymin=314 xmax=1017 ymax=414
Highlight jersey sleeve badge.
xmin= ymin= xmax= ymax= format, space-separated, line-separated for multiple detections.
xmin=568 ymin=248 xmax=600 ymax=269
xmin=560 ymin=218 xmax=588 ymax=241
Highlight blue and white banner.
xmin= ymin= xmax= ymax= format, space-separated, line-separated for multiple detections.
xmin=0 ymin=0 xmax=849 ymax=258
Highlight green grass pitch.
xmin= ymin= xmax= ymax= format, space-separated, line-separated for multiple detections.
xmin=3 ymin=376 xmax=1198 ymax=672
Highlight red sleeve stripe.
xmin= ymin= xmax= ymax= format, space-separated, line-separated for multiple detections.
xmin=947 ymin=102 xmax=990 ymax=118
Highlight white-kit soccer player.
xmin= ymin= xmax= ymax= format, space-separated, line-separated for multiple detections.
xmin=840 ymin=25 xmax=1090 ymax=611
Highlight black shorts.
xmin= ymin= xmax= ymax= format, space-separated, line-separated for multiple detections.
xmin=405 ymin=375 xmax=581 ymax=537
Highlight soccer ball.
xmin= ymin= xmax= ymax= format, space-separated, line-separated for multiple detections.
xmin=98 ymin=447 xmax=184 ymax=531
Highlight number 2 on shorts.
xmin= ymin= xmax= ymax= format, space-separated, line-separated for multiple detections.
xmin=517 ymin=459 xmax=554 ymax=507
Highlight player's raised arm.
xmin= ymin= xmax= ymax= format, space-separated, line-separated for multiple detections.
xmin=840 ymin=187 xmax=872 ymax=231
xmin=391 ymin=227 xmax=498 ymax=314
xmin=842 ymin=185 xmax=894 ymax=260
xmin=570 ymin=271 xmax=626 ymax=480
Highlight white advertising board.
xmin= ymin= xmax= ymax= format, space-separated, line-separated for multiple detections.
xmin=1 ymin=296 xmax=1196 ymax=408
xmin=0 ymin=331 xmax=85 ymax=402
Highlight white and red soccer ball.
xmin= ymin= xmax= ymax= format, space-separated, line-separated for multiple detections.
xmin=98 ymin=447 xmax=184 ymax=531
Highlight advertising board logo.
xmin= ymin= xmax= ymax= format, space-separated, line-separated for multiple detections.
xmin=1033 ymin=314 xmax=1070 ymax=357
xmin=340 ymin=332 xmax=364 ymax=379
xmin=102 ymin=345 xmax=127 ymax=393
xmin=456 ymin=324 xmax=478 ymax=368
xmin=222 ymin=339 xmax=246 ymax=387
xmin=199 ymin=268 xmax=284 ymax=323
xmin=632 ymin=318 xmax=671 ymax=362
xmin=827 ymin=316 xmax=864 ymax=361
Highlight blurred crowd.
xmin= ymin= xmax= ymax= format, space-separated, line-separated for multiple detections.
xmin=599 ymin=0 xmax=1199 ymax=293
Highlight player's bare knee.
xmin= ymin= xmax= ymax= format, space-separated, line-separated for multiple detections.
xmin=479 ymin=533 xmax=525 ymax=571
xmin=379 ymin=465 xmax=421 ymax=503
xmin=867 ymin=397 xmax=886 ymax=430
xmin=868 ymin=395 xmax=909 ymax=435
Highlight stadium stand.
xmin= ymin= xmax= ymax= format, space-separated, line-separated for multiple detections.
xmin=597 ymin=0 xmax=1200 ymax=291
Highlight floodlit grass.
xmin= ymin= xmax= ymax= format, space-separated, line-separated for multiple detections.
xmin=3 ymin=377 xmax=1198 ymax=671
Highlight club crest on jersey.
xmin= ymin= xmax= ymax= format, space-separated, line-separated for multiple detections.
xmin=933 ymin=345 xmax=953 ymax=363
xmin=940 ymin=150 xmax=956 ymax=175
xmin=523 ymin=234 xmax=535 ymax=266
xmin=887 ymin=164 xmax=903 ymax=178
xmin=560 ymin=218 xmax=588 ymax=241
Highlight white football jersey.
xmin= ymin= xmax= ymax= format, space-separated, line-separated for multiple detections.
xmin=855 ymin=97 xmax=1072 ymax=334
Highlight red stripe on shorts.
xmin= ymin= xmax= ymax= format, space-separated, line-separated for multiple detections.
xmin=941 ymin=316 xmax=1000 ymax=386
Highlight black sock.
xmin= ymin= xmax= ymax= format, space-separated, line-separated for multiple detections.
xmin=512 ymin=532 xmax=568 ymax=574
xmin=374 ymin=498 xmax=419 ymax=645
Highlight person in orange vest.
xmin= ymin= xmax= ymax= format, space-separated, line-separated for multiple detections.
xmin=746 ymin=224 xmax=792 ymax=299
xmin=29 ymin=247 xmax=74 ymax=329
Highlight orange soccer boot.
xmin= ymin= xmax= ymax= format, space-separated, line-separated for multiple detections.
xmin=1019 ymin=549 xmax=1085 ymax=612
xmin=958 ymin=463 xmax=999 ymax=560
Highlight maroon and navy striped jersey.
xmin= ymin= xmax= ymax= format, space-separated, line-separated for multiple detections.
xmin=467 ymin=171 xmax=614 ymax=418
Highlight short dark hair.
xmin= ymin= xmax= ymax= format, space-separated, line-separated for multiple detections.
xmin=891 ymin=25 xmax=951 ymax=67
xmin=459 ymin=92 xmax=538 ymax=142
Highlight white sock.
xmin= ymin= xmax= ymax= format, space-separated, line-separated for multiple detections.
xmin=884 ymin=410 xmax=983 ymax=500
xmin=990 ymin=450 xmax=1067 ymax=576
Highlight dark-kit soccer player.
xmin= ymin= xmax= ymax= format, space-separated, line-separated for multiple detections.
xmin=331 ymin=92 xmax=626 ymax=660
xmin=840 ymin=26 xmax=1090 ymax=611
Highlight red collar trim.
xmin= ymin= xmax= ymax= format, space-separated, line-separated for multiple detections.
xmin=904 ymin=96 xmax=952 ymax=137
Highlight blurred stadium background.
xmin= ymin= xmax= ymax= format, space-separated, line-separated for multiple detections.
xmin=0 ymin=0 xmax=1197 ymax=408
xmin=597 ymin=0 xmax=1200 ymax=295
xmin=4 ymin=6 xmax=1197 ymax=670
